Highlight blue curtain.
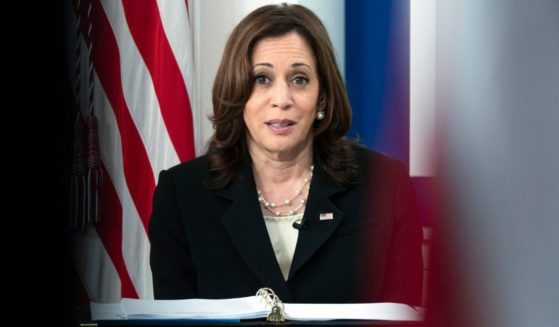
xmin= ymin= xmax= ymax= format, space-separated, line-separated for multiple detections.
xmin=345 ymin=0 xmax=409 ymax=166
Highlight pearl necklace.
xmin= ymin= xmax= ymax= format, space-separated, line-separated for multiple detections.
xmin=257 ymin=165 xmax=314 ymax=217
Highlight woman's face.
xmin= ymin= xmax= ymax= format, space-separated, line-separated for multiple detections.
xmin=244 ymin=32 xmax=320 ymax=159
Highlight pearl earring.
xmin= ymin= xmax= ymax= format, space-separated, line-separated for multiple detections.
xmin=316 ymin=111 xmax=325 ymax=121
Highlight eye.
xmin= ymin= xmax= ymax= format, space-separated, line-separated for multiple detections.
xmin=254 ymin=74 xmax=271 ymax=85
xmin=292 ymin=75 xmax=309 ymax=86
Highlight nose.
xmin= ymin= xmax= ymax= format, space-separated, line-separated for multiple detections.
xmin=271 ymin=80 xmax=292 ymax=110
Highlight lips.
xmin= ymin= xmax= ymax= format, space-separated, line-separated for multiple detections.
xmin=265 ymin=119 xmax=295 ymax=134
xmin=265 ymin=119 xmax=295 ymax=127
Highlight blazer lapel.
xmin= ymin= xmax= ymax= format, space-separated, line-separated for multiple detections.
xmin=216 ymin=160 xmax=293 ymax=301
xmin=288 ymin=162 xmax=347 ymax=279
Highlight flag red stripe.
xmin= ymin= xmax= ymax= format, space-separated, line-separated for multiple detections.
xmin=122 ymin=0 xmax=195 ymax=162
xmin=91 ymin=0 xmax=155 ymax=230
xmin=95 ymin=164 xmax=139 ymax=298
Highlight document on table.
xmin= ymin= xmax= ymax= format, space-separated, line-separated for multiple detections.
xmin=90 ymin=288 xmax=423 ymax=322
xmin=284 ymin=302 xmax=422 ymax=321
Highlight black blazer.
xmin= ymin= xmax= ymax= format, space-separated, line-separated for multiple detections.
xmin=149 ymin=147 xmax=423 ymax=305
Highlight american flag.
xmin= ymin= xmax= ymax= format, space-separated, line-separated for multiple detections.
xmin=70 ymin=0 xmax=196 ymax=302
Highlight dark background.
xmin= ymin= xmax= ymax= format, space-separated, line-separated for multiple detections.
xmin=7 ymin=2 xmax=76 ymax=326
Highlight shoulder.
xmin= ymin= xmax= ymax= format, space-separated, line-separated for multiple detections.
xmin=160 ymin=154 xmax=211 ymax=185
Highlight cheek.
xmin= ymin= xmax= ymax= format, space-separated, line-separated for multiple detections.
xmin=244 ymin=93 xmax=269 ymax=126
xmin=301 ymin=100 xmax=319 ymax=123
xmin=243 ymin=94 xmax=259 ymax=118
xmin=242 ymin=111 xmax=252 ymax=136
xmin=243 ymin=104 xmax=260 ymax=135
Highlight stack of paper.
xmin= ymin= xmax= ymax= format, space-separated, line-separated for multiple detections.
xmin=284 ymin=302 xmax=422 ymax=321
xmin=91 ymin=295 xmax=423 ymax=322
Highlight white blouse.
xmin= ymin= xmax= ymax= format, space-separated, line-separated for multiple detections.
xmin=263 ymin=213 xmax=302 ymax=281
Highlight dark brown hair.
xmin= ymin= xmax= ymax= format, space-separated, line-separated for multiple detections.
xmin=206 ymin=3 xmax=361 ymax=189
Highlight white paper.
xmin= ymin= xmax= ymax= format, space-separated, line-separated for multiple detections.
xmin=91 ymin=296 xmax=423 ymax=322
xmin=284 ymin=302 xmax=422 ymax=321
xmin=122 ymin=296 xmax=267 ymax=320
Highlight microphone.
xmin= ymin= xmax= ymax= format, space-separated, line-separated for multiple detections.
xmin=292 ymin=218 xmax=307 ymax=230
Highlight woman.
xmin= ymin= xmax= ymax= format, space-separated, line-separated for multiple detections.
xmin=149 ymin=3 xmax=422 ymax=305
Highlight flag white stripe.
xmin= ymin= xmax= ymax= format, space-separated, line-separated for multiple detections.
xmin=156 ymin=0 xmax=195 ymax=107
xmin=100 ymin=0 xmax=181 ymax=179
xmin=156 ymin=0 xmax=203 ymax=155
xmin=95 ymin=75 xmax=154 ymax=300
xmin=95 ymin=80 xmax=153 ymax=299
xmin=75 ymin=226 xmax=122 ymax=303
xmin=121 ymin=202 xmax=154 ymax=300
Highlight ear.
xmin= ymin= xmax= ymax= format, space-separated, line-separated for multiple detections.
xmin=318 ymin=96 xmax=326 ymax=110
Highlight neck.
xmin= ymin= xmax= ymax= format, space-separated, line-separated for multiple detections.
xmin=249 ymin=140 xmax=314 ymax=217
xmin=249 ymin=142 xmax=313 ymax=186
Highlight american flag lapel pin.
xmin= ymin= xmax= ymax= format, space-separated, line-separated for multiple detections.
xmin=319 ymin=212 xmax=334 ymax=221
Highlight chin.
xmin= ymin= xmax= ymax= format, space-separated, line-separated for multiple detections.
xmin=266 ymin=146 xmax=292 ymax=154
xmin=262 ymin=141 xmax=294 ymax=153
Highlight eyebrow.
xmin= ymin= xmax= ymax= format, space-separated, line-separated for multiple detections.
xmin=252 ymin=62 xmax=311 ymax=69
